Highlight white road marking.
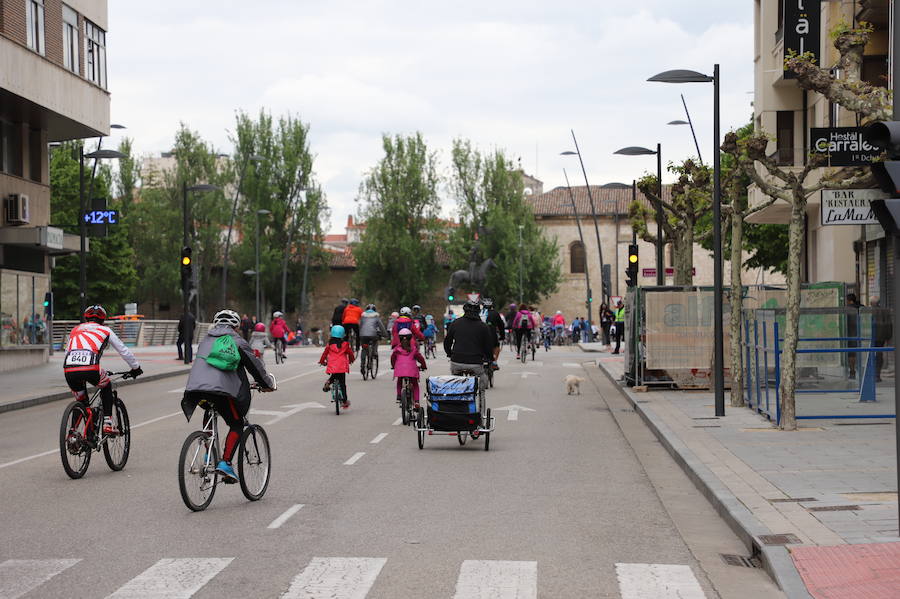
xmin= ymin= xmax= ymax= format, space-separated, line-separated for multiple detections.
xmin=615 ymin=563 xmax=706 ymax=599
xmin=265 ymin=402 xmax=327 ymax=425
xmin=279 ymin=368 xmax=322 ymax=383
xmin=106 ymin=558 xmax=233 ymax=598
xmin=343 ymin=452 xmax=366 ymax=465
xmin=495 ymin=404 xmax=536 ymax=421
xmin=168 ymin=386 xmax=185 ymax=393
xmin=282 ymin=557 xmax=386 ymax=599
xmin=268 ymin=504 xmax=305 ymax=529
xmin=0 ymin=559 xmax=80 ymax=599
xmin=392 ymin=417 xmax=403 ymax=426
xmin=249 ymin=409 xmax=285 ymax=417
xmin=562 ymin=362 xmax=581 ymax=368
xmin=453 ymin=560 xmax=537 ymax=599
xmin=520 ymin=371 xmax=539 ymax=379
xmin=0 ymin=412 xmax=180 ymax=471
xmin=370 ymin=433 xmax=388 ymax=444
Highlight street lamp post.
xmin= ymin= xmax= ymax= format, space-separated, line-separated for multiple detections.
xmin=256 ymin=209 xmax=271 ymax=319
xmin=182 ymin=183 xmax=220 ymax=355
xmin=222 ymin=154 xmax=265 ymax=306
xmin=517 ymin=225 xmax=524 ymax=303
xmin=668 ymin=93 xmax=704 ymax=164
xmin=282 ymin=188 xmax=307 ymax=313
xmin=599 ymin=182 xmax=632 ymax=299
xmin=614 ymin=144 xmax=664 ymax=285
xmin=648 ymin=65 xmax=724 ymax=417
xmin=561 ymin=129 xmax=606 ymax=306
xmin=79 ymin=147 xmax=127 ymax=315
xmin=563 ymin=169 xmax=592 ymax=323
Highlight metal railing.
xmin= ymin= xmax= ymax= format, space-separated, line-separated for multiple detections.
xmin=52 ymin=320 xmax=212 ymax=350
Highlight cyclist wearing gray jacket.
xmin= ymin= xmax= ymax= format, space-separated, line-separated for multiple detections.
xmin=182 ymin=309 xmax=275 ymax=482
xmin=359 ymin=304 xmax=388 ymax=344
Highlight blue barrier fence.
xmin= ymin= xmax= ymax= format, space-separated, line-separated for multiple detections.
xmin=743 ymin=308 xmax=895 ymax=425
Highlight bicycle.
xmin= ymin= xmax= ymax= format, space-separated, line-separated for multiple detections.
xmin=59 ymin=371 xmax=135 ymax=479
xmin=398 ymin=375 xmax=420 ymax=426
xmin=361 ymin=341 xmax=379 ymax=380
xmin=485 ymin=360 xmax=494 ymax=388
xmin=330 ymin=376 xmax=347 ymax=415
xmin=274 ymin=337 xmax=285 ymax=364
xmin=424 ymin=336 xmax=437 ymax=359
xmin=178 ymin=383 xmax=273 ymax=511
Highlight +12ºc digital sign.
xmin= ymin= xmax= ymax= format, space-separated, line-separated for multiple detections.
xmin=82 ymin=210 xmax=119 ymax=224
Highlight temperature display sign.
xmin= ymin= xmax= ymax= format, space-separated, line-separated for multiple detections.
xmin=82 ymin=210 xmax=119 ymax=225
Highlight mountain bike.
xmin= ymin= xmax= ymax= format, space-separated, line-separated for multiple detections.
xmin=361 ymin=341 xmax=379 ymax=380
xmin=59 ymin=371 xmax=136 ymax=479
xmin=178 ymin=383 xmax=274 ymax=511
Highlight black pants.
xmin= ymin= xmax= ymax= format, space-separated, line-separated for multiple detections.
xmin=601 ymin=323 xmax=611 ymax=345
xmin=177 ymin=335 xmax=193 ymax=363
xmin=329 ymin=373 xmax=348 ymax=401
xmin=613 ymin=322 xmax=624 ymax=353
xmin=65 ymin=369 xmax=113 ymax=415
xmin=344 ymin=323 xmax=360 ymax=351
xmin=515 ymin=329 xmax=531 ymax=354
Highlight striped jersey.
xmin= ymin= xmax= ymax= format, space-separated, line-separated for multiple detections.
xmin=64 ymin=322 xmax=139 ymax=372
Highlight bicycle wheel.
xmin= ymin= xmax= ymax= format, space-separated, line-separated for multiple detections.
xmin=178 ymin=431 xmax=218 ymax=511
xmin=400 ymin=386 xmax=410 ymax=425
xmin=416 ymin=407 xmax=425 ymax=450
xmin=486 ymin=365 xmax=494 ymax=388
xmin=333 ymin=385 xmax=341 ymax=415
xmin=457 ymin=432 xmax=467 ymax=445
xmin=531 ymin=342 xmax=536 ymax=361
xmin=520 ymin=345 xmax=527 ymax=364
xmin=102 ymin=397 xmax=131 ymax=471
xmin=484 ymin=408 xmax=492 ymax=451
xmin=238 ymin=425 xmax=271 ymax=501
xmin=371 ymin=350 xmax=379 ymax=379
xmin=361 ymin=351 xmax=369 ymax=380
xmin=59 ymin=401 xmax=92 ymax=479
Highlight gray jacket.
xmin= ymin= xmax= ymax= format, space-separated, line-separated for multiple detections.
xmin=182 ymin=325 xmax=272 ymax=417
xmin=359 ymin=311 xmax=388 ymax=338
xmin=249 ymin=330 xmax=272 ymax=352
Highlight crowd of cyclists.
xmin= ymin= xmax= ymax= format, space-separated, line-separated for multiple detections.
xmin=62 ymin=295 xmax=625 ymax=484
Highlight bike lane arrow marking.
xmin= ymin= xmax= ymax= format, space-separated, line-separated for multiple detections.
xmin=494 ymin=404 xmax=536 ymax=421
xmin=261 ymin=402 xmax=327 ymax=425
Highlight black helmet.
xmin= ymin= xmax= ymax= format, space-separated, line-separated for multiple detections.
xmin=340 ymin=298 xmax=349 ymax=305
xmin=412 ymin=304 xmax=421 ymax=311
xmin=463 ymin=300 xmax=480 ymax=316
xmin=482 ymin=297 xmax=493 ymax=308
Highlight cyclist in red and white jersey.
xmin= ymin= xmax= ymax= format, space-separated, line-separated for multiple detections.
xmin=64 ymin=305 xmax=142 ymax=434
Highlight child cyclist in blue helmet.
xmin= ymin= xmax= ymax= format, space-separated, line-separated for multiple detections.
xmin=319 ymin=324 xmax=355 ymax=408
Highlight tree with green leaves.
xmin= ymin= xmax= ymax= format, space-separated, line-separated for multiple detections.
xmin=114 ymin=137 xmax=140 ymax=216
xmin=230 ymin=110 xmax=326 ymax=316
xmin=353 ymin=132 xmax=443 ymax=308
xmin=49 ymin=143 xmax=138 ymax=318
xmin=633 ymin=159 xmax=711 ymax=286
xmin=447 ymin=139 xmax=560 ymax=305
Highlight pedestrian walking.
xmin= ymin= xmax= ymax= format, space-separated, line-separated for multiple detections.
xmin=177 ymin=310 xmax=196 ymax=363
xmin=240 ymin=313 xmax=252 ymax=340
xmin=600 ymin=303 xmax=614 ymax=348
xmin=871 ymin=297 xmax=892 ymax=382
xmin=612 ymin=300 xmax=625 ymax=354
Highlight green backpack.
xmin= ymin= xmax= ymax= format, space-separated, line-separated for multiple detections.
xmin=201 ymin=334 xmax=241 ymax=371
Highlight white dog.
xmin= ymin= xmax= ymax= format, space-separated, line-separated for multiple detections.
xmin=565 ymin=375 xmax=585 ymax=395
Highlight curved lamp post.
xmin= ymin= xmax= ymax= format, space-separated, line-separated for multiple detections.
xmin=649 ymin=65 xmax=724 ymax=417
xmin=614 ymin=144 xmax=664 ymax=285
xmin=562 ymin=169 xmax=592 ymax=324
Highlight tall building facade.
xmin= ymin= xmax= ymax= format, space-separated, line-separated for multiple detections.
xmin=1 ymin=0 xmax=111 ymax=369
xmin=750 ymin=0 xmax=889 ymax=305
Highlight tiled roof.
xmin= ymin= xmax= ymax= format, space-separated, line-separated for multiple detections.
xmin=527 ymin=185 xmax=672 ymax=217
xmin=324 ymin=234 xmax=347 ymax=242
xmin=326 ymin=243 xmax=451 ymax=270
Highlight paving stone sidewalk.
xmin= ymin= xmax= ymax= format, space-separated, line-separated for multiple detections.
xmin=592 ymin=351 xmax=899 ymax=598
xmin=0 ymin=345 xmax=192 ymax=412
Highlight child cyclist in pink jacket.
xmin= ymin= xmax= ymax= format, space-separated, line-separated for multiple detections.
xmin=391 ymin=328 xmax=427 ymax=407
xmin=319 ymin=325 xmax=355 ymax=408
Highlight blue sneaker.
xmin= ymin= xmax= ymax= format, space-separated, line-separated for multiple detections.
xmin=216 ymin=460 xmax=238 ymax=483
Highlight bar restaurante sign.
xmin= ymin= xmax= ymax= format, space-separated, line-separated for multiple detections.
xmin=821 ymin=189 xmax=887 ymax=226
xmin=811 ymin=127 xmax=882 ymax=166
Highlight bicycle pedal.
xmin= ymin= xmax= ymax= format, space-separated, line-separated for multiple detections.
xmin=222 ymin=478 xmax=238 ymax=485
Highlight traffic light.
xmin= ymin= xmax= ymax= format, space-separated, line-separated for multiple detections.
xmin=866 ymin=121 xmax=900 ymax=193
xmin=626 ymin=244 xmax=639 ymax=287
xmin=43 ymin=291 xmax=53 ymax=317
xmin=446 ymin=286 xmax=456 ymax=302
xmin=601 ymin=264 xmax=611 ymax=298
xmin=180 ymin=246 xmax=193 ymax=288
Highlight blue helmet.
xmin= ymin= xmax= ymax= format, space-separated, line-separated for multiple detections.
xmin=330 ymin=325 xmax=346 ymax=339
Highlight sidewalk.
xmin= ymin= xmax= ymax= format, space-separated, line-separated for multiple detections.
xmin=590 ymin=350 xmax=900 ymax=598
xmin=0 ymin=345 xmax=192 ymax=413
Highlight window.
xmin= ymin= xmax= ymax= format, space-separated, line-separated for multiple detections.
xmin=862 ymin=55 xmax=888 ymax=88
xmin=0 ymin=120 xmax=23 ymax=177
xmin=25 ymin=0 xmax=45 ymax=55
xmin=775 ymin=0 xmax=784 ymax=41
xmin=84 ymin=20 xmax=107 ymax=89
xmin=776 ymin=110 xmax=794 ymax=166
xmin=570 ymin=241 xmax=586 ymax=274
xmin=63 ymin=5 xmax=79 ymax=73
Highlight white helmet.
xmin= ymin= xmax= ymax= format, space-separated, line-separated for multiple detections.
xmin=273 ymin=311 xmax=284 ymax=318
xmin=213 ymin=309 xmax=241 ymax=328
xmin=400 ymin=306 xmax=412 ymax=316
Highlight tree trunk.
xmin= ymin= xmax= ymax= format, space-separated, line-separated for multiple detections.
xmin=673 ymin=226 xmax=694 ymax=286
xmin=730 ymin=212 xmax=745 ymax=407
xmin=779 ymin=193 xmax=806 ymax=430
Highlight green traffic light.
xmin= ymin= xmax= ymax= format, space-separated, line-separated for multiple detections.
xmin=43 ymin=301 xmax=49 ymax=307
xmin=448 ymin=295 xmax=454 ymax=301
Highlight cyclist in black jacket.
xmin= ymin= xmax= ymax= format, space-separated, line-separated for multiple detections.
xmin=331 ymin=298 xmax=349 ymax=326
xmin=443 ymin=300 xmax=493 ymax=385
xmin=482 ymin=298 xmax=505 ymax=370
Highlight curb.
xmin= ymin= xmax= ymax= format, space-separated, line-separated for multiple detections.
xmin=0 ymin=368 xmax=190 ymax=415
xmin=593 ymin=362 xmax=812 ymax=599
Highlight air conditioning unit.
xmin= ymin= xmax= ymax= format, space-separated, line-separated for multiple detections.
xmin=5 ymin=194 xmax=30 ymax=225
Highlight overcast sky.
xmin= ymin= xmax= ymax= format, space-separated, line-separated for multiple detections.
xmin=107 ymin=1 xmax=753 ymax=233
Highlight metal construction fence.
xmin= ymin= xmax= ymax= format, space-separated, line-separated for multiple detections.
xmin=51 ymin=320 xmax=212 ymax=350
xmin=742 ymin=307 xmax=895 ymax=424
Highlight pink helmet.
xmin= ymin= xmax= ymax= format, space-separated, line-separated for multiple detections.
xmin=254 ymin=323 xmax=265 ymax=332
xmin=398 ymin=328 xmax=413 ymax=337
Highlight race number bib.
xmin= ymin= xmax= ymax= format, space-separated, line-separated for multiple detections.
xmin=65 ymin=349 xmax=96 ymax=367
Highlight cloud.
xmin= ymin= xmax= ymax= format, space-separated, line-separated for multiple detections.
xmin=108 ymin=1 xmax=753 ymax=232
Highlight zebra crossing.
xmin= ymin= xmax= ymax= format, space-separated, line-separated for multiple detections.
xmin=0 ymin=557 xmax=707 ymax=598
